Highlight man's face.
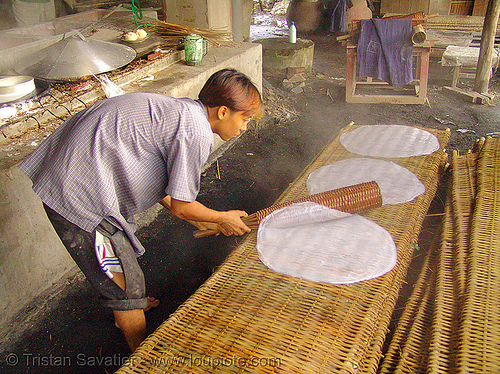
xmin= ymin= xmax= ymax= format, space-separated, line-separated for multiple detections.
xmin=216 ymin=109 xmax=251 ymax=141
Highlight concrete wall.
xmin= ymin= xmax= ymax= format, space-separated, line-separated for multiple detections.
xmin=0 ymin=42 xmax=262 ymax=344
xmin=162 ymin=0 xmax=253 ymax=42
xmin=231 ymin=0 xmax=253 ymax=42
xmin=163 ymin=0 xmax=232 ymax=31
xmin=0 ymin=167 xmax=77 ymax=327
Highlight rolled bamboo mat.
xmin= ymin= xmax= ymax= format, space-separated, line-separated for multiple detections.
xmin=456 ymin=137 xmax=500 ymax=373
xmin=193 ymin=181 xmax=383 ymax=238
xmin=116 ymin=125 xmax=449 ymax=374
xmin=427 ymin=152 xmax=477 ymax=374
xmin=450 ymin=151 xmax=478 ymax=299
xmin=379 ymin=137 xmax=500 ymax=373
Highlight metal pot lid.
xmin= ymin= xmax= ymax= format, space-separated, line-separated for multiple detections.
xmin=15 ymin=31 xmax=136 ymax=81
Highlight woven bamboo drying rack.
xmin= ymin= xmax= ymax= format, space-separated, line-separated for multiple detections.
xmin=380 ymin=137 xmax=500 ymax=373
xmin=116 ymin=124 xmax=449 ymax=374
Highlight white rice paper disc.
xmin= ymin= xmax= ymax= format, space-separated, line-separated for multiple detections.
xmin=340 ymin=125 xmax=440 ymax=158
xmin=256 ymin=202 xmax=397 ymax=284
xmin=306 ymin=158 xmax=425 ymax=205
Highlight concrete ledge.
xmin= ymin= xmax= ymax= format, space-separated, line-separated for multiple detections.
xmin=0 ymin=167 xmax=76 ymax=326
xmin=0 ymin=42 xmax=262 ymax=344
xmin=255 ymin=37 xmax=314 ymax=72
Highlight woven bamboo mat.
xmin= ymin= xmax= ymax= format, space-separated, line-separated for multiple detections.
xmin=116 ymin=125 xmax=449 ymax=374
xmin=379 ymin=151 xmax=476 ymax=374
xmin=456 ymin=137 xmax=500 ymax=373
xmin=380 ymin=137 xmax=500 ymax=373
xmin=427 ymin=151 xmax=478 ymax=374
xmin=377 ymin=227 xmax=438 ymax=374
xmin=377 ymin=159 xmax=452 ymax=374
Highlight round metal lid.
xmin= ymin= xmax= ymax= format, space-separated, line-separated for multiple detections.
xmin=16 ymin=31 xmax=136 ymax=81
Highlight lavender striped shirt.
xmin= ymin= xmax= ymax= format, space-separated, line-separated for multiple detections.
xmin=19 ymin=93 xmax=214 ymax=256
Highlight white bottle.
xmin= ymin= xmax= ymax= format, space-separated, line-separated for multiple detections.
xmin=289 ymin=21 xmax=297 ymax=44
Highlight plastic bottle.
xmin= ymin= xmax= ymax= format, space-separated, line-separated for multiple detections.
xmin=289 ymin=21 xmax=297 ymax=44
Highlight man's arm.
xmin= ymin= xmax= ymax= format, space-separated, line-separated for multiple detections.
xmin=159 ymin=196 xmax=250 ymax=236
xmin=160 ymin=196 xmax=218 ymax=231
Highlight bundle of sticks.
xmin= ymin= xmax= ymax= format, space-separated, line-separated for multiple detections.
xmin=147 ymin=20 xmax=234 ymax=47
xmin=382 ymin=11 xmax=431 ymax=25
xmin=193 ymin=181 xmax=383 ymax=238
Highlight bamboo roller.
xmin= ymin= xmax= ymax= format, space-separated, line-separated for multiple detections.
xmin=193 ymin=181 xmax=383 ymax=238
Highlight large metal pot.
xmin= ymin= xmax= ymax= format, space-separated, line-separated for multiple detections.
xmin=0 ymin=76 xmax=36 ymax=104
xmin=15 ymin=30 xmax=136 ymax=82
xmin=286 ymin=0 xmax=323 ymax=33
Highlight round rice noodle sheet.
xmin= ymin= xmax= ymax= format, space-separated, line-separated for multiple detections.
xmin=340 ymin=125 xmax=440 ymax=158
xmin=306 ymin=158 xmax=425 ymax=205
xmin=256 ymin=202 xmax=397 ymax=284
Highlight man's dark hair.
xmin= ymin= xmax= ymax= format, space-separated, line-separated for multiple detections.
xmin=199 ymin=68 xmax=262 ymax=117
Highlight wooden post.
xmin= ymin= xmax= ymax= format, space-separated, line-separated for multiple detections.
xmin=474 ymin=0 xmax=500 ymax=94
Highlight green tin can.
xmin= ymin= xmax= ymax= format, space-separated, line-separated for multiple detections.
xmin=184 ymin=34 xmax=208 ymax=66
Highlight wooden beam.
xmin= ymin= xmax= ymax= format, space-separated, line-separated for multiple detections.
xmin=444 ymin=86 xmax=493 ymax=104
xmin=473 ymin=0 xmax=490 ymax=16
xmin=474 ymin=0 xmax=500 ymax=93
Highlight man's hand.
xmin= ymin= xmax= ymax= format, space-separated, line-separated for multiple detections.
xmin=161 ymin=196 xmax=251 ymax=236
xmin=217 ymin=210 xmax=250 ymax=236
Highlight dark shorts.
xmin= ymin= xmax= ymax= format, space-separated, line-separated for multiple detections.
xmin=43 ymin=204 xmax=148 ymax=311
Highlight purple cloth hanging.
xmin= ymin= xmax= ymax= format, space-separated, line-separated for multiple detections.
xmin=356 ymin=19 xmax=413 ymax=87
xmin=328 ymin=0 xmax=347 ymax=33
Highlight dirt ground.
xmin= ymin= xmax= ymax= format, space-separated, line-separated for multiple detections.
xmin=2 ymin=19 xmax=500 ymax=374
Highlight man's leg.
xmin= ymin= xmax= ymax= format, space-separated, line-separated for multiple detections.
xmin=111 ymin=272 xmax=146 ymax=351
xmin=43 ymin=204 xmax=150 ymax=352
xmin=110 ymin=272 xmax=158 ymax=351
xmin=109 ymin=272 xmax=159 ymax=311
xmin=111 ymin=271 xmax=126 ymax=290
xmin=96 ymin=223 xmax=153 ymax=352
xmin=113 ymin=309 xmax=146 ymax=352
